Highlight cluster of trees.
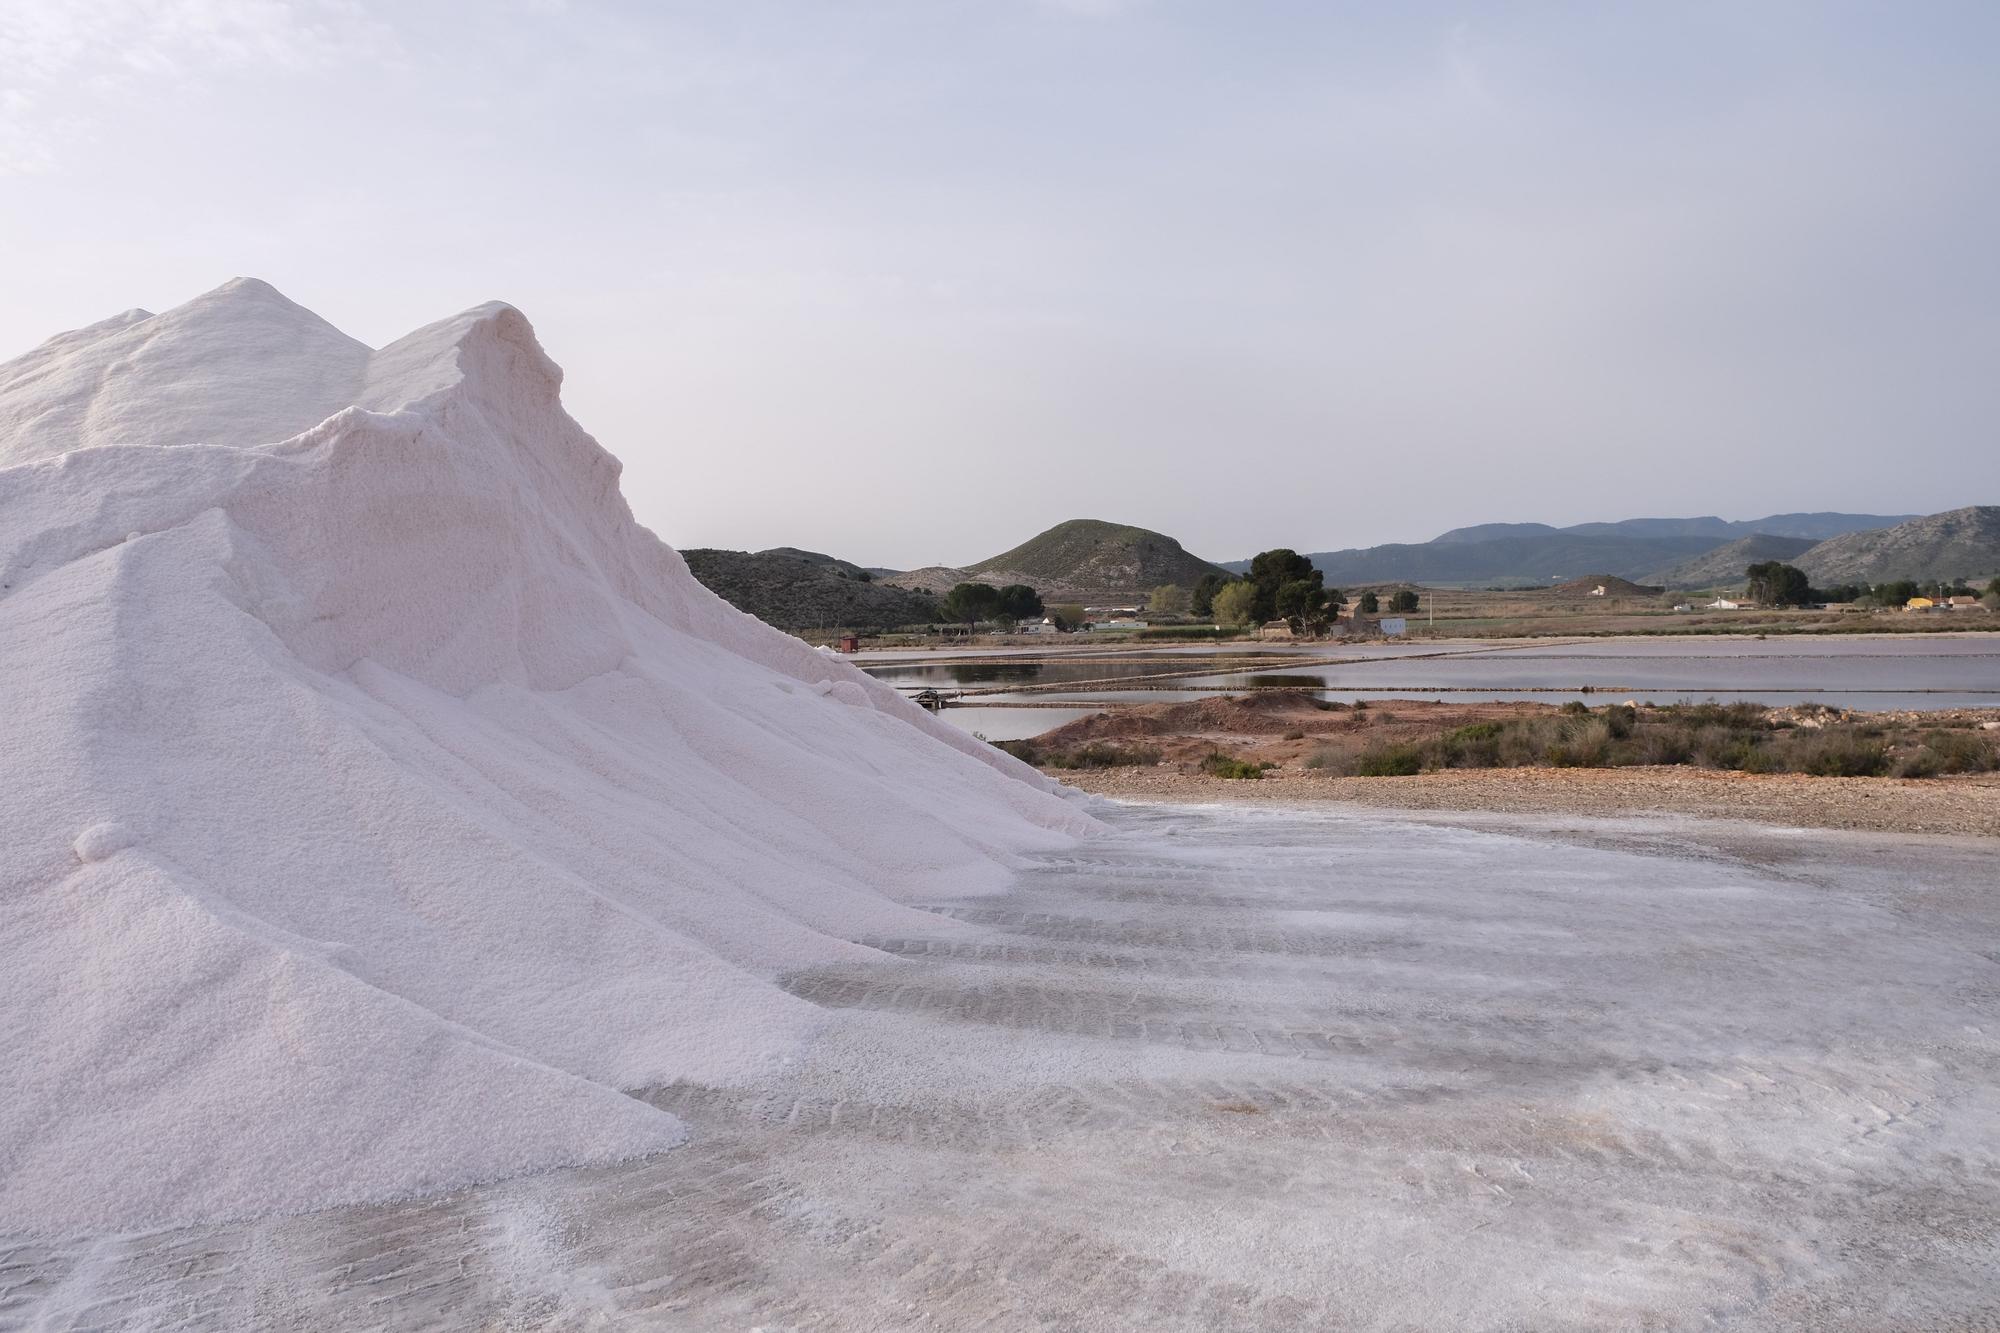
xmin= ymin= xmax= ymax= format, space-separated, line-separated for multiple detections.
xmin=1195 ymin=550 xmax=1338 ymax=627
xmin=1745 ymin=561 xmax=1814 ymax=608
xmin=1175 ymin=549 xmax=1422 ymax=628
xmin=940 ymin=581 xmax=1043 ymax=627
xmin=1746 ymin=566 xmax=2000 ymax=609
xmin=931 ymin=552 xmax=1447 ymax=636
xmin=1852 ymin=577 xmax=2000 ymax=607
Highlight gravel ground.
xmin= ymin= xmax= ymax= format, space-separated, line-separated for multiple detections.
xmin=1055 ymin=764 xmax=2000 ymax=837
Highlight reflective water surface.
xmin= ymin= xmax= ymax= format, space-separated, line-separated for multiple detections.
xmin=860 ymin=635 xmax=2000 ymax=734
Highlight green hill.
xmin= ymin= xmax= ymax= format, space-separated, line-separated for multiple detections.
xmin=682 ymin=548 xmax=939 ymax=632
xmin=970 ymin=519 xmax=1226 ymax=600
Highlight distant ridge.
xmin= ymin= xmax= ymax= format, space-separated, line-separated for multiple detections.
xmin=1794 ymin=507 xmax=2000 ymax=585
xmin=1646 ymin=535 xmax=1818 ymax=590
xmin=1233 ymin=512 xmax=1917 ymax=586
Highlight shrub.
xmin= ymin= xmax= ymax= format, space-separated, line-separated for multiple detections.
xmin=1908 ymin=730 xmax=1997 ymax=775
xmin=1439 ymin=721 xmax=1504 ymax=767
xmin=1693 ymin=726 xmax=1764 ymax=771
xmin=1783 ymin=732 xmax=1890 ymax=778
xmin=1201 ymin=752 xmax=1272 ymax=779
xmin=1494 ymin=717 xmax=1561 ymax=767
xmin=1560 ymin=700 xmax=1590 ymax=716
xmin=1895 ymin=749 xmax=1942 ymax=779
xmin=1662 ymin=701 xmax=1769 ymax=731
xmin=1353 ymin=743 xmax=1425 ymax=777
xmin=1303 ymin=745 xmax=1339 ymax=770
xmin=1545 ymin=719 xmax=1612 ymax=768
xmin=993 ymin=738 xmax=1041 ymax=764
xmin=1282 ymin=729 xmax=1306 ymax=741
xmin=1049 ymin=742 xmax=1163 ymax=769
xmin=1633 ymin=728 xmax=1694 ymax=766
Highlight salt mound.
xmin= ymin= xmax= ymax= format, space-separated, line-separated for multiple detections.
xmin=0 ymin=279 xmax=1098 ymax=1237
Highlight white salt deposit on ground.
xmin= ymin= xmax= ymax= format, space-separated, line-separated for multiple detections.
xmin=0 ymin=279 xmax=1098 ymax=1238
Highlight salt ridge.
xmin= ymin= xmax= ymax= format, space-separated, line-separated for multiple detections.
xmin=0 ymin=279 xmax=1098 ymax=1237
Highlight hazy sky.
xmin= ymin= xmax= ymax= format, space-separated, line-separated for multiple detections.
xmin=4 ymin=2 xmax=1995 ymax=567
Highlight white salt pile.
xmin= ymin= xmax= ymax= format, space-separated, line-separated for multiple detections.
xmin=0 ymin=279 xmax=1098 ymax=1237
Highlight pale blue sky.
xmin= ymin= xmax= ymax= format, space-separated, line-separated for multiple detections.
xmin=4 ymin=2 xmax=1995 ymax=566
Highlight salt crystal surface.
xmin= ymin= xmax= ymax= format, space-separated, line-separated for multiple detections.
xmin=0 ymin=279 xmax=1098 ymax=1237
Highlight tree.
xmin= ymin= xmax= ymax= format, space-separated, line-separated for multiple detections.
xmin=1745 ymin=562 xmax=1811 ymax=608
xmin=1149 ymin=584 xmax=1192 ymax=616
xmin=1356 ymin=590 xmax=1380 ymax=614
xmin=1191 ymin=573 xmax=1231 ymax=617
xmin=1986 ymin=578 xmax=2000 ymax=611
xmin=942 ymin=582 xmax=1002 ymax=626
xmin=1246 ymin=549 xmax=1322 ymax=622
xmin=995 ymin=584 xmax=1043 ymax=623
xmin=1388 ymin=589 xmax=1419 ymax=613
xmin=1212 ymin=581 xmax=1258 ymax=627
xmin=1049 ymin=603 xmax=1088 ymax=631
xmin=1326 ymin=587 xmax=1347 ymax=613
xmin=1274 ymin=578 xmax=1327 ymax=624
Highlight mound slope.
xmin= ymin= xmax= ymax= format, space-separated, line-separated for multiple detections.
xmin=682 ymin=546 xmax=940 ymax=631
xmin=0 ymin=279 xmax=1096 ymax=1236
xmin=970 ymin=519 xmax=1226 ymax=600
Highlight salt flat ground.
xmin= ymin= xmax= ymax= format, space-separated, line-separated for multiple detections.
xmin=6 ymin=805 xmax=1998 ymax=1331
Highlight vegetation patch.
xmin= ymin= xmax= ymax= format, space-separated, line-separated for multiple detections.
xmin=1315 ymin=702 xmax=1994 ymax=779
xmin=1135 ymin=626 xmax=1244 ymax=641
xmin=1200 ymin=752 xmax=1275 ymax=780
xmin=999 ymin=738 xmax=1162 ymax=769
xmin=1352 ymin=743 xmax=1425 ymax=777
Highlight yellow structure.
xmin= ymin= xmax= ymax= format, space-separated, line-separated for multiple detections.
xmin=1906 ymin=597 xmax=1935 ymax=609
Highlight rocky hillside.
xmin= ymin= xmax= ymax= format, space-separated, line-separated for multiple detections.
xmin=1256 ymin=512 xmax=1911 ymax=587
xmin=1794 ymin=507 xmax=2000 ymax=585
xmin=681 ymin=548 xmax=939 ymax=631
xmin=971 ymin=519 xmax=1226 ymax=599
xmin=1646 ymin=534 xmax=1817 ymax=589
xmin=1274 ymin=533 xmax=1719 ymax=587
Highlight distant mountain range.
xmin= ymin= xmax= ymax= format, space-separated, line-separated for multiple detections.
xmin=1644 ymin=535 xmax=1818 ymax=589
xmin=686 ymin=508 xmax=1998 ymax=633
xmin=1433 ymin=512 xmax=1918 ymax=546
xmin=1223 ymin=512 xmax=1924 ymax=587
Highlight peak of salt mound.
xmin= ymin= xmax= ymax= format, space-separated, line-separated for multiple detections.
xmin=0 ymin=281 xmax=1098 ymax=1237
xmin=0 ymin=277 xmax=373 ymax=465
